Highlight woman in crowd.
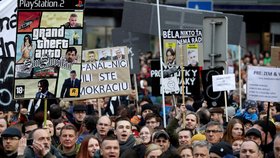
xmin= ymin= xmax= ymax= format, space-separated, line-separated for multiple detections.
xmin=223 ymin=118 xmax=245 ymax=145
xmin=145 ymin=144 xmax=163 ymax=158
xmin=139 ymin=126 xmax=154 ymax=145
xmin=76 ymin=135 xmax=100 ymax=158
xmin=177 ymin=144 xmax=193 ymax=158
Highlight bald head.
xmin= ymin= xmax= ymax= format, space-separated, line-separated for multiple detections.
xmin=96 ymin=116 xmax=111 ymax=137
xmin=240 ymin=140 xmax=260 ymax=158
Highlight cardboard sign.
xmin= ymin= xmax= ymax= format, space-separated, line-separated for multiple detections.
xmin=247 ymin=66 xmax=280 ymax=102
xmin=212 ymin=74 xmax=236 ymax=92
xmin=162 ymin=29 xmax=203 ymax=67
xmin=0 ymin=0 xmax=17 ymax=57
xmin=80 ymin=46 xmax=131 ymax=99
xmin=14 ymin=0 xmax=85 ymax=99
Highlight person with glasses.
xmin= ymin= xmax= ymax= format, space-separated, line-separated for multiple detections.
xmin=1 ymin=127 xmax=22 ymax=158
xmin=205 ymin=121 xmax=224 ymax=144
xmin=95 ymin=116 xmax=112 ymax=142
xmin=145 ymin=113 xmax=161 ymax=129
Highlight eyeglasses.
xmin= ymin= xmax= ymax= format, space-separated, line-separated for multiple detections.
xmin=3 ymin=137 xmax=19 ymax=141
xmin=205 ymin=130 xmax=222 ymax=133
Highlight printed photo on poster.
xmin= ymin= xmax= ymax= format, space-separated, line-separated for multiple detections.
xmin=98 ymin=49 xmax=111 ymax=61
xmin=112 ymin=47 xmax=125 ymax=60
xmin=17 ymin=12 xmax=41 ymax=33
xmin=14 ymin=1 xmax=85 ymax=99
xmin=187 ymin=44 xmax=199 ymax=67
xmin=16 ymin=34 xmax=35 ymax=64
xmin=65 ymin=29 xmax=83 ymax=45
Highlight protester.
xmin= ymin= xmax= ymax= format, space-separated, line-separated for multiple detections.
xmin=205 ymin=121 xmax=224 ymax=144
xmin=58 ymin=124 xmax=80 ymax=158
xmin=0 ymin=127 xmax=22 ymax=158
xmin=76 ymin=135 xmax=100 ymax=158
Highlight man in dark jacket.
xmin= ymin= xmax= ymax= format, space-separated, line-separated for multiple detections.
xmin=0 ymin=127 xmax=22 ymax=158
xmin=114 ymin=117 xmax=136 ymax=156
xmin=18 ymin=128 xmax=63 ymax=158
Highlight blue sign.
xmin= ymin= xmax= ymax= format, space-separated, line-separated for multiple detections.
xmin=187 ymin=0 xmax=213 ymax=11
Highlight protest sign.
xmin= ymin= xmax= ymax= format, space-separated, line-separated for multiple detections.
xmin=247 ymin=66 xmax=280 ymax=102
xmin=14 ymin=0 xmax=85 ymax=99
xmin=80 ymin=46 xmax=131 ymax=99
xmin=0 ymin=0 xmax=17 ymax=58
xmin=0 ymin=58 xmax=15 ymax=106
xmin=0 ymin=0 xmax=17 ymax=106
xmin=162 ymin=29 xmax=203 ymax=67
xmin=212 ymin=74 xmax=236 ymax=92
xmin=150 ymin=60 xmax=200 ymax=99
xmin=202 ymin=67 xmax=226 ymax=108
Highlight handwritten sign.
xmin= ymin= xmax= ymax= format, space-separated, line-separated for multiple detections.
xmin=212 ymin=74 xmax=236 ymax=92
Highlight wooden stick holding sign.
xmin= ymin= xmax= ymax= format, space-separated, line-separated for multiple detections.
xmin=44 ymin=99 xmax=47 ymax=127
xmin=180 ymin=44 xmax=186 ymax=128
xmin=133 ymin=74 xmax=141 ymax=115
xmin=212 ymin=73 xmax=236 ymax=122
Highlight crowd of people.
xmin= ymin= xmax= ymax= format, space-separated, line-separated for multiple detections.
xmin=0 ymin=50 xmax=279 ymax=158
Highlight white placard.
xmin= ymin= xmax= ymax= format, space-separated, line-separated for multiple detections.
xmin=0 ymin=0 xmax=16 ymax=57
xmin=247 ymin=66 xmax=280 ymax=102
xmin=212 ymin=74 xmax=236 ymax=92
xmin=162 ymin=76 xmax=180 ymax=93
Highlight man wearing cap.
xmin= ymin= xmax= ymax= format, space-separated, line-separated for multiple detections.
xmin=138 ymin=103 xmax=155 ymax=126
xmin=71 ymin=105 xmax=87 ymax=131
xmin=153 ymin=130 xmax=178 ymax=157
xmin=245 ymin=128 xmax=262 ymax=146
xmin=209 ymin=107 xmax=224 ymax=125
xmin=0 ymin=127 xmax=21 ymax=158
xmin=209 ymin=141 xmax=234 ymax=158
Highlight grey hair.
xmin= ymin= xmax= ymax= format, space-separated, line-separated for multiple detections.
xmin=205 ymin=121 xmax=224 ymax=133
xmin=192 ymin=140 xmax=212 ymax=150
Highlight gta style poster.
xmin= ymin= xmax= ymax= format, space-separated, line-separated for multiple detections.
xmin=80 ymin=46 xmax=131 ymax=99
xmin=162 ymin=29 xmax=203 ymax=67
xmin=14 ymin=0 xmax=85 ymax=99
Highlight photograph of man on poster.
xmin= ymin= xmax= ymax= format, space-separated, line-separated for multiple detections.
xmin=35 ymin=79 xmax=55 ymax=99
xmin=165 ymin=48 xmax=176 ymax=65
xmin=112 ymin=48 xmax=125 ymax=60
xmin=64 ymin=13 xmax=82 ymax=28
xmin=99 ymin=50 xmax=111 ymax=61
xmin=60 ymin=70 xmax=81 ymax=98
xmin=65 ymin=47 xmax=78 ymax=63
xmin=187 ymin=50 xmax=199 ymax=67
xmin=87 ymin=51 xmax=97 ymax=62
